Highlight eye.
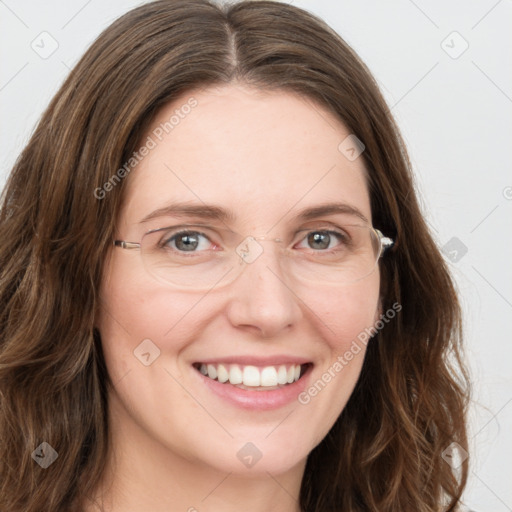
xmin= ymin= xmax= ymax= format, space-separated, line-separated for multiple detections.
xmin=295 ymin=230 xmax=348 ymax=251
xmin=162 ymin=230 xmax=214 ymax=252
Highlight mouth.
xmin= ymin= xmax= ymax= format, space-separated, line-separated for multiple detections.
xmin=192 ymin=362 xmax=312 ymax=391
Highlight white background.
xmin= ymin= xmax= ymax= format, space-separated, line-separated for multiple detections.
xmin=1 ymin=1 xmax=511 ymax=510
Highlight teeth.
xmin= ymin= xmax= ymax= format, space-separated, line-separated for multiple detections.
xmin=197 ymin=363 xmax=304 ymax=388
xmin=229 ymin=365 xmax=243 ymax=385
xmin=217 ymin=364 xmax=229 ymax=383
xmin=243 ymin=366 xmax=260 ymax=386
xmin=261 ymin=366 xmax=278 ymax=386
xmin=277 ymin=365 xmax=288 ymax=385
xmin=207 ymin=364 xmax=217 ymax=380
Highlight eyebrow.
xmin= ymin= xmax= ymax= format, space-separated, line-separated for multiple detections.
xmin=139 ymin=201 xmax=369 ymax=225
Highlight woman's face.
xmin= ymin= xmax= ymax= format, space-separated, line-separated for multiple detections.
xmin=98 ymin=84 xmax=381 ymax=477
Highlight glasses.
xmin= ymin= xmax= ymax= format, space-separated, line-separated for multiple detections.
xmin=114 ymin=222 xmax=394 ymax=291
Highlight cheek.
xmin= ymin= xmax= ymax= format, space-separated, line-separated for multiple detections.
xmin=313 ymin=274 xmax=381 ymax=351
xmin=97 ymin=255 xmax=207 ymax=379
xmin=296 ymin=275 xmax=380 ymax=430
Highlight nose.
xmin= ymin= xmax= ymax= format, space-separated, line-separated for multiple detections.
xmin=224 ymin=241 xmax=303 ymax=338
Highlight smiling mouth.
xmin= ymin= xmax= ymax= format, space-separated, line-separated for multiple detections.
xmin=193 ymin=362 xmax=312 ymax=391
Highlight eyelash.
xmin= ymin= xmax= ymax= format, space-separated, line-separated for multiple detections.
xmin=159 ymin=228 xmax=350 ymax=254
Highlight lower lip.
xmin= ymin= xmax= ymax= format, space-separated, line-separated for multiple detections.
xmin=194 ymin=365 xmax=313 ymax=411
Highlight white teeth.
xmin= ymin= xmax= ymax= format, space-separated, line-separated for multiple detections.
xmin=277 ymin=365 xmax=288 ymax=385
xmin=217 ymin=364 xmax=229 ymax=383
xmin=198 ymin=363 xmax=304 ymax=387
xmin=243 ymin=366 xmax=260 ymax=386
xmin=229 ymin=364 xmax=243 ymax=385
xmin=261 ymin=366 xmax=278 ymax=386
xmin=207 ymin=364 xmax=217 ymax=380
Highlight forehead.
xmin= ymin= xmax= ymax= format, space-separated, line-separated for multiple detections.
xmin=120 ymin=84 xmax=371 ymax=231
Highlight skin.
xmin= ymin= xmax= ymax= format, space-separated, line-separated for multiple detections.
xmin=91 ymin=83 xmax=381 ymax=512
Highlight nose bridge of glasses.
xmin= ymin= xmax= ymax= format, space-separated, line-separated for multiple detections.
xmin=232 ymin=234 xmax=285 ymax=266
xmin=252 ymin=235 xmax=284 ymax=244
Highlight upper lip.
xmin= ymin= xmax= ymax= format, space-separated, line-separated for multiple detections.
xmin=193 ymin=355 xmax=312 ymax=366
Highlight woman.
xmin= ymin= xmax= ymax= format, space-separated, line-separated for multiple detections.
xmin=0 ymin=1 xmax=470 ymax=510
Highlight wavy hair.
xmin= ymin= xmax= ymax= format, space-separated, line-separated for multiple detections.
xmin=0 ymin=1 xmax=470 ymax=510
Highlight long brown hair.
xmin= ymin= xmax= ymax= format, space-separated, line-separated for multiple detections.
xmin=0 ymin=1 xmax=470 ymax=510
